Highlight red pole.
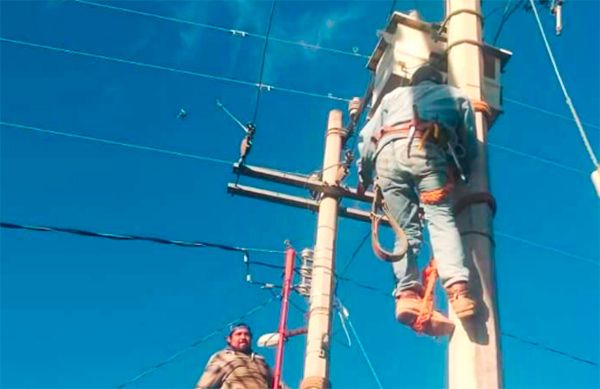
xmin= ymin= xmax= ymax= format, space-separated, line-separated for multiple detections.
xmin=273 ymin=247 xmax=296 ymax=389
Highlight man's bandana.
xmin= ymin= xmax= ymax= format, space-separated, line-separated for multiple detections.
xmin=229 ymin=322 xmax=252 ymax=336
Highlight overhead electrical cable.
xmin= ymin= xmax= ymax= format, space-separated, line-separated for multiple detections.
xmin=2 ymin=221 xmax=597 ymax=369
xmin=2 ymin=36 xmax=597 ymax=128
xmin=0 ymin=222 xmax=284 ymax=255
xmin=116 ymin=294 xmax=280 ymax=388
xmin=488 ymin=142 xmax=587 ymax=175
xmin=73 ymin=0 xmax=368 ymax=59
xmin=0 ymin=121 xmax=233 ymax=165
xmin=503 ymin=331 xmax=597 ymax=367
xmin=492 ymin=0 xmax=526 ymax=45
xmin=2 ymin=119 xmax=589 ymax=183
xmin=0 ymin=37 xmax=348 ymax=102
xmin=495 ymin=231 xmax=598 ymax=266
xmin=337 ymin=299 xmax=385 ymax=389
xmin=251 ymin=0 xmax=277 ymax=124
xmin=529 ymin=0 xmax=599 ymax=168
xmin=504 ymin=97 xmax=599 ymax=130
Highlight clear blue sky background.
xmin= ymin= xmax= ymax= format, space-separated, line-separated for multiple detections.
xmin=1 ymin=1 xmax=598 ymax=388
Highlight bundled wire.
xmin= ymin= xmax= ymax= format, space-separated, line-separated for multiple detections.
xmin=0 ymin=221 xmax=283 ymax=254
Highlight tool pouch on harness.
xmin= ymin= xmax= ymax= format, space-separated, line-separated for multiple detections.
xmin=370 ymin=104 xmax=469 ymax=183
xmin=370 ymin=184 xmax=409 ymax=262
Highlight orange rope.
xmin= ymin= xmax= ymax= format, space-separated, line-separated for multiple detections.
xmin=420 ymin=182 xmax=453 ymax=204
xmin=412 ymin=259 xmax=438 ymax=333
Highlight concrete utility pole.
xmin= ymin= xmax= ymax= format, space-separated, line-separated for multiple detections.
xmin=446 ymin=1 xmax=503 ymax=388
xmin=300 ymin=110 xmax=344 ymax=389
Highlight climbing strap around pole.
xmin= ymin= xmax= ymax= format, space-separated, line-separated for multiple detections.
xmin=411 ymin=258 xmax=438 ymax=333
xmin=370 ymin=185 xmax=408 ymax=262
xmin=453 ymin=191 xmax=497 ymax=217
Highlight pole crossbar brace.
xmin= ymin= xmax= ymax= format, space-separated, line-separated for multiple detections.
xmin=227 ymin=183 xmax=390 ymax=227
xmin=233 ymin=163 xmax=375 ymax=204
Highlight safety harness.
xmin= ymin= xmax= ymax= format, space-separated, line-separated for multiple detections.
xmin=375 ymin=99 xmax=494 ymax=333
xmin=369 ymin=105 xmax=447 ymax=155
xmin=369 ymin=105 xmax=457 ymax=263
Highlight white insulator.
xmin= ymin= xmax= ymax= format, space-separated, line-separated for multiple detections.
xmin=298 ymin=248 xmax=314 ymax=297
xmin=555 ymin=4 xmax=563 ymax=35
xmin=300 ymin=248 xmax=314 ymax=259
xmin=591 ymin=168 xmax=600 ymax=198
xmin=296 ymin=284 xmax=311 ymax=297
xmin=348 ymin=97 xmax=361 ymax=119
xmin=299 ymin=264 xmax=312 ymax=276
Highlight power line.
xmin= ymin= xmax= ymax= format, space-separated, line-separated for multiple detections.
xmin=502 ymin=331 xmax=598 ymax=367
xmin=0 ymin=219 xmax=390 ymax=296
xmin=338 ymin=229 xmax=371 ymax=279
xmin=2 ymin=121 xmax=597 ymax=267
xmin=116 ymin=293 xmax=280 ymax=388
xmin=3 ymin=35 xmax=597 ymax=131
xmin=0 ymin=126 xmax=596 ymax=266
xmin=0 ymin=37 xmax=348 ymax=103
xmin=74 ymin=0 xmax=237 ymax=35
xmin=488 ymin=142 xmax=587 ymax=175
xmin=6 ymin=118 xmax=586 ymax=185
xmin=492 ymin=0 xmax=526 ymax=45
xmin=251 ymin=0 xmax=277 ymax=124
xmin=529 ymin=0 xmax=599 ymax=168
xmin=0 ymin=41 xmax=597 ymax=172
xmin=3 ymin=221 xmax=597 ymax=368
xmin=337 ymin=275 xmax=391 ymax=298
xmin=1 ymin=121 xmax=233 ymax=165
xmin=484 ymin=1 xmax=513 ymax=20
xmin=338 ymin=279 xmax=598 ymax=369
xmin=504 ymin=97 xmax=599 ymax=131
xmin=73 ymin=0 xmax=369 ymax=59
xmin=3 ymin=117 xmax=591 ymax=188
xmin=495 ymin=231 xmax=598 ymax=267
xmin=0 ymin=221 xmax=285 ymax=255
xmin=337 ymin=299 xmax=385 ymax=389
xmin=337 ymin=284 xmax=597 ymax=369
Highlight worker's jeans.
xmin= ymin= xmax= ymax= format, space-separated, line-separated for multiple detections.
xmin=375 ymin=138 xmax=469 ymax=296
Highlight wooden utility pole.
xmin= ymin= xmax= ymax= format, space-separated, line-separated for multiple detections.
xmin=446 ymin=1 xmax=503 ymax=388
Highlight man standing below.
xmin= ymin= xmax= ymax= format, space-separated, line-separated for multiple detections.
xmin=196 ymin=323 xmax=276 ymax=389
xmin=357 ymin=64 xmax=477 ymax=336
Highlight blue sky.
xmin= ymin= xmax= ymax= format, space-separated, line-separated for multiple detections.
xmin=1 ymin=1 xmax=598 ymax=388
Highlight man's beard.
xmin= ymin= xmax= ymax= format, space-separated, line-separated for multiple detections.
xmin=229 ymin=342 xmax=252 ymax=354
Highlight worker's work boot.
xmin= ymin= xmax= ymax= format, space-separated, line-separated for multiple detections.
xmin=446 ymin=281 xmax=477 ymax=319
xmin=395 ymin=289 xmax=422 ymax=326
xmin=395 ymin=289 xmax=455 ymax=336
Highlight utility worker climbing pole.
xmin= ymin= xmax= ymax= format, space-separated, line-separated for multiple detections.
xmin=196 ymin=323 xmax=287 ymax=389
xmin=356 ymin=64 xmax=477 ymax=336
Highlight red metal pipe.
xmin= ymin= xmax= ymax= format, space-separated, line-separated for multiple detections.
xmin=272 ymin=247 xmax=295 ymax=389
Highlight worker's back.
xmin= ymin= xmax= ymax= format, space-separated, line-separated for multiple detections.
xmin=372 ymin=81 xmax=469 ymax=131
